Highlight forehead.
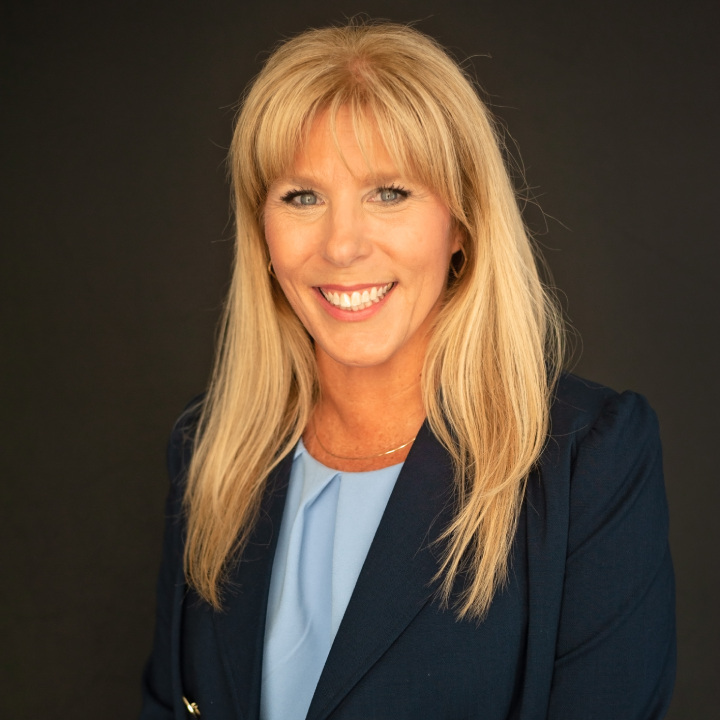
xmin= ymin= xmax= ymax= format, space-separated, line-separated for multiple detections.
xmin=286 ymin=107 xmax=401 ymax=183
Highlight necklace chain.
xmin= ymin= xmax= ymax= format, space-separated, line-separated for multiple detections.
xmin=311 ymin=419 xmax=416 ymax=461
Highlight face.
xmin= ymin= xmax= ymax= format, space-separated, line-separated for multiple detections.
xmin=263 ymin=108 xmax=461 ymax=372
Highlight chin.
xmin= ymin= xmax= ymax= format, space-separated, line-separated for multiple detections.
xmin=319 ymin=337 xmax=401 ymax=370
xmin=326 ymin=349 xmax=393 ymax=369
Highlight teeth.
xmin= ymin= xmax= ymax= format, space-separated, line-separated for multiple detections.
xmin=320 ymin=283 xmax=393 ymax=311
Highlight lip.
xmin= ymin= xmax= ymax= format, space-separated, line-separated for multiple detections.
xmin=314 ymin=283 xmax=395 ymax=321
xmin=318 ymin=282 xmax=394 ymax=292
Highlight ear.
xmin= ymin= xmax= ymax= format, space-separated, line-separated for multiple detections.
xmin=448 ymin=219 xmax=464 ymax=255
xmin=449 ymin=222 xmax=468 ymax=280
xmin=451 ymin=227 xmax=462 ymax=254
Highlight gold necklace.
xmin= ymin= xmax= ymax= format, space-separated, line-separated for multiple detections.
xmin=311 ymin=419 xmax=416 ymax=461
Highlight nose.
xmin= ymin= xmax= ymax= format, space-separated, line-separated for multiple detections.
xmin=321 ymin=199 xmax=371 ymax=267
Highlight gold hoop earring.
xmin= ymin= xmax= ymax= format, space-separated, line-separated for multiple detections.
xmin=267 ymin=259 xmax=277 ymax=280
xmin=451 ymin=246 xmax=467 ymax=279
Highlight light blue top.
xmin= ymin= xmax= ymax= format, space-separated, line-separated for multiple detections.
xmin=260 ymin=439 xmax=403 ymax=720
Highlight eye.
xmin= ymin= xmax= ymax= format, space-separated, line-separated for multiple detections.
xmin=374 ymin=185 xmax=410 ymax=204
xmin=281 ymin=189 xmax=319 ymax=206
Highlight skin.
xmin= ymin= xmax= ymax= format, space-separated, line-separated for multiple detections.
xmin=264 ymin=108 xmax=461 ymax=471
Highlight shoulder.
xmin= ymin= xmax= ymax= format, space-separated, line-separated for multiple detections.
xmin=539 ymin=373 xmax=667 ymax=556
xmin=546 ymin=373 xmax=661 ymax=472
xmin=530 ymin=373 xmax=666 ymax=557
xmin=550 ymin=372 xmax=659 ymax=440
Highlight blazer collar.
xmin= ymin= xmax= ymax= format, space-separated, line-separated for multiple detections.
xmin=307 ymin=421 xmax=455 ymax=720
xmin=211 ymin=422 xmax=455 ymax=720
xmin=211 ymin=449 xmax=295 ymax=720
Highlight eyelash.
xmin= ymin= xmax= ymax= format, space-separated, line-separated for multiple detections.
xmin=279 ymin=184 xmax=411 ymax=205
xmin=280 ymin=188 xmax=316 ymax=204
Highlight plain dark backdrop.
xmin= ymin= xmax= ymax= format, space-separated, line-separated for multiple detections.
xmin=2 ymin=1 xmax=718 ymax=717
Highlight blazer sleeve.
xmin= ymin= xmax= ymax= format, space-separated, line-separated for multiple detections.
xmin=140 ymin=409 xmax=196 ymax=719
xmin=547 ymin=391 xmax=676 ymax=718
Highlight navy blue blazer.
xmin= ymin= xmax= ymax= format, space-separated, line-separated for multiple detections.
xmin=140 ymin=374 xmax=676 ymax=719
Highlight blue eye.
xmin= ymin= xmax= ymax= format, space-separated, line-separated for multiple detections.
xmin=281 ymin=189 xmax=318 ymax=206
xmin=376 ymin=185 xmax=409 ymax=204
xmin=297 ymin=192 xmax=317 ymax=205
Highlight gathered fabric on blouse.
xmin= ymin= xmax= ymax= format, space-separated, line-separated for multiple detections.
xmin=260 ymin=439 xmax=403 ymax=720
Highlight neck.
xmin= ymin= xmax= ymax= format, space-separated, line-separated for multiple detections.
xmin=305 ymin=347 xmax=427 ymax=471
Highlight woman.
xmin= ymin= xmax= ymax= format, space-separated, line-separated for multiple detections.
xmin=141 ymin=21 xmax=675 ymax=720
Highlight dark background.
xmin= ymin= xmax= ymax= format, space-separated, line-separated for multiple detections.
xmin=2 ymin=0 xmax=717 ymax=717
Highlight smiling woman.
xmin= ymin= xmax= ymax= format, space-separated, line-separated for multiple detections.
xmin=141 ymin=19 xmax=675 ymax=720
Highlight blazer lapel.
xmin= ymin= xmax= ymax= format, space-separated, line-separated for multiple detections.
xmin=306 ymin=422 xmax=456 ymax=720
xmin=212 ymin=449 xmax=295 ymax=720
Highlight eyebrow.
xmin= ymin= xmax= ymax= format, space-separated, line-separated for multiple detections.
xmin=276 ymin=172 xmax=406 ymax=188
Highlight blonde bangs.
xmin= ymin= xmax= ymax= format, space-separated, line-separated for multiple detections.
xmin=233 ymin=27 xmax=472 ymax=224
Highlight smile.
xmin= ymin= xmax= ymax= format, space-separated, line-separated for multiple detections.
xmin=319 ymin=283 xmax=394 ymax=311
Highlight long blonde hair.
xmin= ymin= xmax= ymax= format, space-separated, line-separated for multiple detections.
xmin=183 ymin=20 xmax=564 ymax=619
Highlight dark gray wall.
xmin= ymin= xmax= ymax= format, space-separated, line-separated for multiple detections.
xmin=2 ymin=1 xmax=717 ymax=717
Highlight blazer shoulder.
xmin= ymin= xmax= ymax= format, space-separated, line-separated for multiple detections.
xmin=549 ymin=373 xmax=659 ymax=452
xmin=539 ymin=374 xmax=662 ymax=504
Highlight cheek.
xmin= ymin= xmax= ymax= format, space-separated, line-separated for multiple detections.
xmin=264 ymin=213 xmax=318 ymax=277
xmin=264 ymin=220 xmax=296 ymax=275
xmin=408 ymin=219 xmax=457 ymax=277
xmin=264 ymin=226 xmax=315 ymax=326
xmin=263 ymin=214 xmax=282 ymax=261
xmin=420 ymin=226 xmax=458 ymax=301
